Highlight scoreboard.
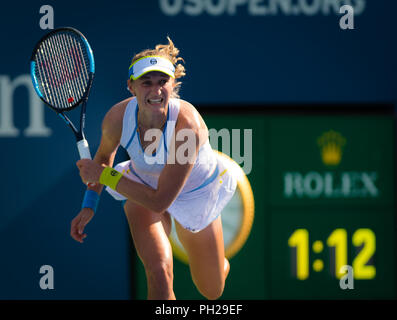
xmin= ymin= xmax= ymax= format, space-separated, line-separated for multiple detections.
xmin=266 ymin=114 xmax=395 ymax=299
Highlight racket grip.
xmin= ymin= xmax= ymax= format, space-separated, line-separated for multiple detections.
xmin=77 ymin=139 xmax=92 ymax=160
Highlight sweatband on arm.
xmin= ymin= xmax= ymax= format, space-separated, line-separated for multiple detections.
xmin=99 ymin=167 xmax=123 ymax=190
xmin=81 ymin=189 xmax=100 ymax=213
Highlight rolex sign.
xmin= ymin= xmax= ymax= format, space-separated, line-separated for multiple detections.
xmin=268 ymin=116 xmax=394 ymax=207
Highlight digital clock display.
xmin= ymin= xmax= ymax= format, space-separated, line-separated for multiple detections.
xmin=289 ymin=228 xmax=376 ymax=281
xmin=270 ymin=209 xmax=395 ymax=299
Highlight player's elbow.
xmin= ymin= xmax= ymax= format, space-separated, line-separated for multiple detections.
xmin=151 ymin=201 xmax=170 ymax=215
xmin=151 ymin=192 xmax=173 ymax=214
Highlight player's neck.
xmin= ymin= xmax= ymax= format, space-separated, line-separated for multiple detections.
xmin=137 ymin=108 xmax=167 ymax=131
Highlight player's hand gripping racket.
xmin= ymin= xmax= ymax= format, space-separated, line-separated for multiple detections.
xmin=30 ymin=27 xmax=94 ymax=161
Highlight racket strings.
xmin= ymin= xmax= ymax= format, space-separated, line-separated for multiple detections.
xmin=42 ymin=37 xmax=68 ymax=108
xmin=54 ymin=32 xmax=89 ymax=107
xmin=47 ymin=35 xmax=71 ymax=108
xmin=37 ymin=37 xmax=67 ymax=107
xmin=51 ymin=34 xmax=79 ymax=107
xmin=67 ymin=35 xmax=89 ymax=101
xmin=34 ymin=31 xmax=91 ymax=110
xmin=57 ymin=34 xmax=84 ymax=106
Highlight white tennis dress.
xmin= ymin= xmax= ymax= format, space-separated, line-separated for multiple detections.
xmin=106 ymin=97 xmax=236 ymax=232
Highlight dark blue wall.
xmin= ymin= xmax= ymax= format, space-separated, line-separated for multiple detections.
xmin=0 ymin=0 xmax=395 ymax=299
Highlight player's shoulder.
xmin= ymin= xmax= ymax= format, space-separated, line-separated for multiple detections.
xmin=175 ymin=99 xmax=204 ymax=129
xmin=174 ymin=99 xmax=208 ymax=145
xmin=103 ymin=98 xmax=132 ymax=127
xmin=102 ymin=97 xmax=133 ymax=139
xmin=178 ymin=98 xmax=196 ymax=113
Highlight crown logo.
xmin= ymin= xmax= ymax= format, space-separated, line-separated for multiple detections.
xmin=317 ymin=130 xmax=346 ymax=166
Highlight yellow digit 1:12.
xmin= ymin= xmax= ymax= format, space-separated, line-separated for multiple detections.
xmin=288 ymin=228 xmax=376 ymax=280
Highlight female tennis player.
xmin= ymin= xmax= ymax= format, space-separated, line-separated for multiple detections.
xmin=71 ymin=37 xmax=236 ymax=300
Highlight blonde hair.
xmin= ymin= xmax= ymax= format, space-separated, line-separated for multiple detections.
xmin=129 ymin=37 xmax=186 ymax=98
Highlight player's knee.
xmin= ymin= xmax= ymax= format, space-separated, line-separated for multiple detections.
xmin=195 ymin=277 xmax=225 ymax=300
xmin=194 ymin=259 xmax=229 ymax=300
xmin=201 ymin=283 xmax=225 ymax=300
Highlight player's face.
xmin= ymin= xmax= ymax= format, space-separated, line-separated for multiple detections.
xmin=128 ymin=72 xmax=174 ymax=111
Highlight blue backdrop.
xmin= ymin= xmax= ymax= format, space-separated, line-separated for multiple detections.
xmin=0 ymin=0 xmax=395 ymax=299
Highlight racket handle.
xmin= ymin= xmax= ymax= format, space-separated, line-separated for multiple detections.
xmin=77 ymin=139 xmax=92 ymax=160
xmin=77 ymin=139 xmax=97 ymax=187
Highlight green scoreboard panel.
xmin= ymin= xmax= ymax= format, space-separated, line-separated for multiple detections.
xmin=132 ymin=105 xmax=396 ymax=300
xmin=267 ymin=114 xmax=395 ymax=299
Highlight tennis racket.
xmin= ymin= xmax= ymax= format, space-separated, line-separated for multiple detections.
xmin=30 ymin=27 xmax=95 ymax=160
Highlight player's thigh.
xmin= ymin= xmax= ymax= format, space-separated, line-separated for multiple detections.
xmin=124 ymin=200 xmax=172 ymax=266
xmin=175 ymin=216 xmax=225 ymax=287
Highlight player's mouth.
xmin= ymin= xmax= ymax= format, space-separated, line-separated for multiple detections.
xmin=147 ymin=97 xmax=163 ymax=105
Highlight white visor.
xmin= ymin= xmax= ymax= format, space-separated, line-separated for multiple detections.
xmin=128 ymin=56 xmax=175 ymax=80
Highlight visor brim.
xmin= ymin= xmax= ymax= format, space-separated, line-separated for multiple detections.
xmin=131 ymin=66 xmax=175 ymax=80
